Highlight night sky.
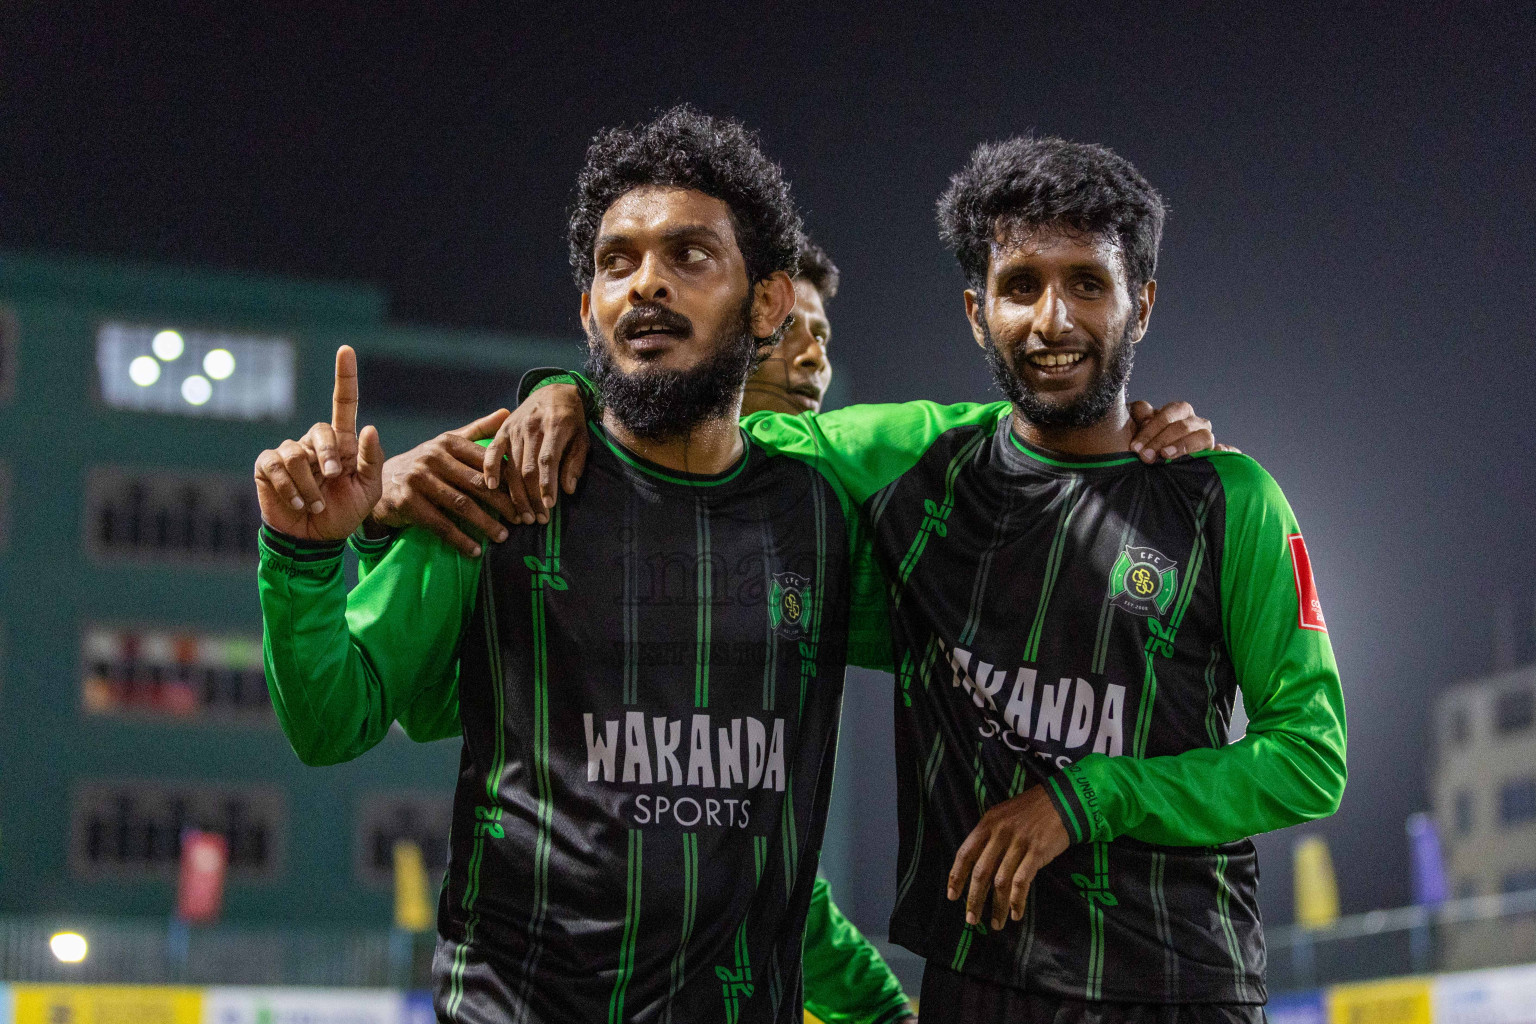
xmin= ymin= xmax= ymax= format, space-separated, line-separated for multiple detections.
xmin=6 ymin=5 xmax=1534 ymax=927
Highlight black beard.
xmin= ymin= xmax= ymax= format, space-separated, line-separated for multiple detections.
xmin=982 ymin=316 xmax=1137 ymax=429
xmin=585 ymin=297 xmax=757 ymax=443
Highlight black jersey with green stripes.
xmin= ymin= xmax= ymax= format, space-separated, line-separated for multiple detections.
xmin=433 ymin=423 xmax=864 ymax=1024
xmin=874 ymin=413 xmax=1265 ymax=1004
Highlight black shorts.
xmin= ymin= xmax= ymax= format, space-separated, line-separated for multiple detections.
xmin=918 ymin=961 xmax=1266 ymax=1024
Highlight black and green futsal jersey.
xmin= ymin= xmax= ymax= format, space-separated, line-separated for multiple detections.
xmin=734 ymin=399 xmax=1348 ymax=1006
xmin=257 ymin=422 xmax=897 ymax=1024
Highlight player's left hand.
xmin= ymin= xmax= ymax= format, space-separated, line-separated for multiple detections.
xmin=1127 ymin=400 xmax=1220 ymax=463
xmin=947 ymin=785 xmax=1071 ymax=930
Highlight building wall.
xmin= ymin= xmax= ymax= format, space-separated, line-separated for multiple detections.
xmin=1432 ymin=662 xmax=1536 ymax=968
xmin=0 ymin=250 xmax=581 ymax=927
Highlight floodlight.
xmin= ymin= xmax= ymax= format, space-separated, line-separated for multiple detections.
xmin=50 ymin=931 xmax=88 ymax=963
xmin=181 ymin=374 xmax=212 ymax=406
xmin=152 ymin=330 xmax=185 ymax=361
xmin=128 ymin=356 xmax=161 ymax=387
xmin=203 ymin=348 xmax=236 ymax=380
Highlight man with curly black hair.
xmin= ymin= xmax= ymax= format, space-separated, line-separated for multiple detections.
xmin=886 ymin=136 xmax=1343 ymax=1021
xmin=255 ymin=105 xmax=919 ymax=1024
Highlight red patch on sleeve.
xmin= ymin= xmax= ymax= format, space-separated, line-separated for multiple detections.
xmin=1288 ymin=534 xmax=1327 ymax=632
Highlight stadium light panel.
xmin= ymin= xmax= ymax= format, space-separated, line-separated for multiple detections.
xmin=97 ymin=323 xmax=294 ymax=419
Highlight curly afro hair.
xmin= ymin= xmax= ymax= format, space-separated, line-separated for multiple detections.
xmin=794 ymin=239 xmax=840 ymax=302
xmin=937 ymin=135 xmax=1166 ymax=296
xmin=568 ymin=105 xmax=803 ymax=291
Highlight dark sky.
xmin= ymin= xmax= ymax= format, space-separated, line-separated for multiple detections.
xmin=6 ymin=4 xmax=1534 ymax=922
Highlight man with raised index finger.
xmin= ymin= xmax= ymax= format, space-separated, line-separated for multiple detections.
xmin=255 ymin=106 xmax=930 ymax=1024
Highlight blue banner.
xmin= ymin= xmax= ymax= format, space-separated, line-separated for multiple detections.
xmin=401 ymin=991 xmax=435 ymax=1024
xmin=1267 ymin=989 xmax=1326 ymax=1024
xmin=1407 ymin=811 xmax=1448 ymax=907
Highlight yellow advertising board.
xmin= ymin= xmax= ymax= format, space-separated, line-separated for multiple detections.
xmin=1328 ymin=977 xmax=1433 ymax=1024
xmin=12 ymin=985 xmax=202 ymax=1024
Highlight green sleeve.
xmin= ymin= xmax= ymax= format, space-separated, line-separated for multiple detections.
xmin=258 ymin=524 xmax=477 ymax=766
xmin=802 ymin=875 xmax=913 ymax=1024
xmin=1049 ymin=454 xmax=1347 ymax=846
xmin=743 ymin=399 xmax=1009 ymax=505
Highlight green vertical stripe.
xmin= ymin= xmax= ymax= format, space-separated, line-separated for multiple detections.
xmin=1011 ymin=881 xmax=1038 ymax=986
xmin=1023 ymin=476 xmax=1083 ymax=662
xmin=799 ymin=471 xmax=828 ymax=715
xmin=1150 ymin=851 xmax=1177 ymax=999
xmin=448 ymin=560 xmax=509 ymax=1020
xmin=1202 ymin=646 xmax=1223 ymax=748
xmin=758 ymin=506 xmax=779 ymax=712
xmin=868 ymin=477 xmax=900 ymax=527
xmin=1085 ymin=842 xmax=1107 ymax=1000
xmin=695 ymin=499 xmax=712 ymax=708
xmin=516 ymin=505 xmax=562 ymax=1008
xmin=623 ymin=492 xmax=638 ymax=704
xmin=893 ymin=430 xmax=989 ymax=598
xmin=895 ymin=733 xmax=946 ymax=911
xmin=1132 ymin=653 xmax=1159 ymax=760
xmin=1091 ymin=480 xmax=1147 ymax=674
xmin=951 ymin=923 xmax=979 ymax=971
xmin=958 ymin=482 xmax=1016 ymax=646
xmin=666 ymin=832 xmax=700 ymax=1020
xmin=1006 ymin=763 xmax=1027 ymax=800
xmin=608 ymin=829 xmax=643 ymax=1024
xmin=972 ymin=741 xmax=990 ymax=814
xmin=781 ymin=788 xmax=800 ymax=898
xmin=1215 ymin=852 xmax=1249 ymax=1001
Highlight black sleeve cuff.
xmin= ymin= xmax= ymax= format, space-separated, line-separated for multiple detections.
xmin=349 ymin=525 xmax=398 ymax=559
xmin=258 ymin=523 xmax=347 ymax=563
xmin=516 ymin=366 xmax=601 ymax=417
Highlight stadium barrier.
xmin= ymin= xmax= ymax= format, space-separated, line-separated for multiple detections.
xmin=1267 ymin=888 xmax=1536 ymax=991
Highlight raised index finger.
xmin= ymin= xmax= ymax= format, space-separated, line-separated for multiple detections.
xmin=332 ymin=345 xmax=359 ymax=436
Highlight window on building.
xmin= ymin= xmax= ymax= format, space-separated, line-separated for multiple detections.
xmin=0 ymin=305 xmax=15 ymax=403
xmin=1495 ymin=687 xmax=1535 ymax=735
xmin=1503 ymin=869 xmax=1536 ymax=894
xmin=355 ymin=793 xmax=452 ymax=886
xmin=1499 ymin=778 xmax=1536 ymax=827
xmin=1448 ymin=705 xmax=1471 ymax=747
xmin=1454 ymin=789 xmax=1475 ymax=836
xmin=71 ymin=782 xmax=284 ymax=879
xmin=85 ymin=469 xmax=261 ymax=563
xmin=96 ymin=322 xmax=294 ymax=420
xmin=82 ymin=625 xmax=272 ymax=722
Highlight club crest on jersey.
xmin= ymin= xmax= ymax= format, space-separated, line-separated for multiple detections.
xmin=1109 ymin=545 xmax=1178 ymax=618
xmin=768 ymin=571 xmax=812 ymax=640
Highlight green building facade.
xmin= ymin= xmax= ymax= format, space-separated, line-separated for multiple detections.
xmin=0 ymin=249 xmax=581 ymax=929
